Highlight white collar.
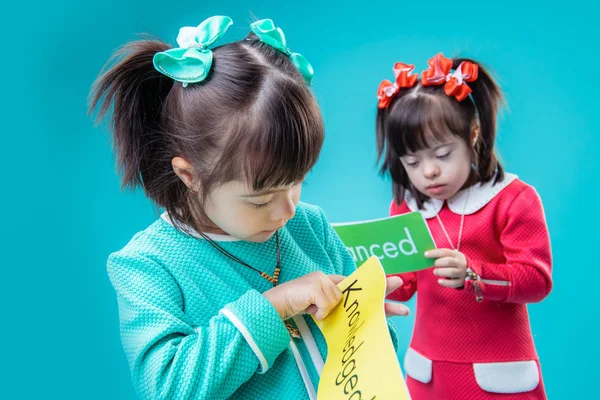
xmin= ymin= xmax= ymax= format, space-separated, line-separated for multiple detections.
xmin=160 ymin=212 xmax=241 ymax=242
xmin=405 ymin=173 xmax=518 ymax=219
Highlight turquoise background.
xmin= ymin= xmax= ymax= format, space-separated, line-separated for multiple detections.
xmin=2 ymin=0 xmax=597 ymax=398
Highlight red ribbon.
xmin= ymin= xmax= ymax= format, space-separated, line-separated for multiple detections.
xmin=377 ymin=54 xmax=479 ymax=107
xmin=377 ymin=63 xmax=418 ymax=109
xmin=422 ymin=53 xmax=478 ymax=101
xmin=445 ymin=61 xmax=478 ymax=101
xmin=421 ymin=53 xmax=453 ymax=86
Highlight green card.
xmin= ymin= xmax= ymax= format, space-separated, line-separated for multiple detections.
xmin=332 ymin=212 xmax=437 ymax=275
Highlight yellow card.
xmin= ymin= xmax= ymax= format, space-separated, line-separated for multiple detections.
xmin=314 ymin=256 xmax=410 ymax=400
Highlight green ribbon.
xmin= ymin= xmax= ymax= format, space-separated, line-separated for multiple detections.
xmin=250 ymin=19 xmax=314 ymax=85
xmin=153 ymin=16 xmax=233 ymax=86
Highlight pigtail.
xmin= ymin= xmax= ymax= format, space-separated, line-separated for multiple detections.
xmin=453 ymin=58 xmax=505 ymax=183
xmin=376 ymin=108 xmax=389 ymax=172
xmin=376 ymin=104 xmax=412 ymax=206
xmin=88 ymin=38 xmax=174 ymax=192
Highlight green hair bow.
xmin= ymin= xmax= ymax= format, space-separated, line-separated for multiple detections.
xmin=153 ymin=16 xmax=233 ymax=86
xmin=250 ymin=19 xmax=314 ymax=85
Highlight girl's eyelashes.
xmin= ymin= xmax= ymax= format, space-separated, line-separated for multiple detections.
xmin=246 ymin=181 xmax=303 ymax=209
xmin=402 ymin=157 xmax=419 ymax=167
xmin=251 ymin=200 xmax=272 ymax=209
xmin=401 ymin=149 xmax=453 ymax=166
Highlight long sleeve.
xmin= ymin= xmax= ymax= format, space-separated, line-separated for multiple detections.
xmin=464 ymin=185 xmax=553 ymax=303
xmin=107 ymin=252 xmax=290 ymax=400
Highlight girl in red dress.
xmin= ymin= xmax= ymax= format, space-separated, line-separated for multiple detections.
xmin=375 ymin=53 xmax=552 ymax=399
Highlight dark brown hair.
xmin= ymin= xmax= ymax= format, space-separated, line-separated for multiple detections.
xmin=89 ymin=33 xmax=323 ymax=230
xmin=376 ymin=57 xmax=505 ymax=208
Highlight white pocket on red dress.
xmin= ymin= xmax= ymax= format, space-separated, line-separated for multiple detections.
xmin=473 ymin=360 xmax=540 ymax=393
xmin=404 ymin=347 xmax=432 ymax=384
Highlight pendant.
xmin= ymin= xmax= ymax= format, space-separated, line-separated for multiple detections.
xmin=285 ymin=320 xmax=302 ymax=339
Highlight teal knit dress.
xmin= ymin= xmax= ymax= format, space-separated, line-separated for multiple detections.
xmin=108 ymin=202 xmax=399 ymax=399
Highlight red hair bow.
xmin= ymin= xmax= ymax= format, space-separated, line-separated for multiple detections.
xmin=445 ymin=61 xmax=478 ymax=101
xmin=421 ymin=53 xmax=453 ymax=85
xmin=422 ymin=53 xmax=478 ymax=101
xmin=377 ymin=63 xmax=418 ymax=109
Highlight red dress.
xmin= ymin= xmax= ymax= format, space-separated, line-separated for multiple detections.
xmin=388 ymin=174 xmax=552 ymax=399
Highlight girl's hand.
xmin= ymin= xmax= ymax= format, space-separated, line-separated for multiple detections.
xmin=425 ymin=249 xmax=468 ymax=289
xmin=384 ymin=276 xmax=410 ymax=317
xmin=263 ymin=273 xmax=411 ymax=321
xmin=263 ymin=272 xmax=345 ymax=321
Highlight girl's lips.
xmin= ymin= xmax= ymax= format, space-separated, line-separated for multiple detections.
xmin=427 ymin=184 xmax=446 ymax=195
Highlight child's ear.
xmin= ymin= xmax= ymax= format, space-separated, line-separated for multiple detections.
xmin=470 ymin=122 xmax=480 ymax=147
xmin=172 ymin=157 xmax=198 ymax=192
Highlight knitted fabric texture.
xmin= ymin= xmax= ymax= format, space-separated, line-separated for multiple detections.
xmin=108 ymin=202 xmax=400 ymax=399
